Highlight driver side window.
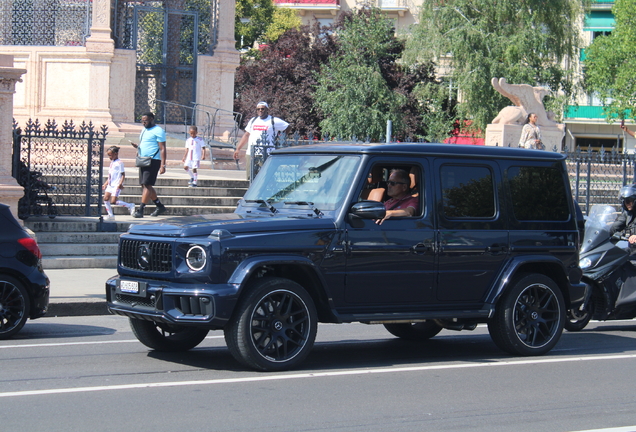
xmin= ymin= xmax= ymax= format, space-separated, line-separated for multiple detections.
xmin=359 ymin=164 xmax=422 ymax=217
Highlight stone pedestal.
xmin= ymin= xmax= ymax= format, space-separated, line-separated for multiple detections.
xmin=0 ymin=55 xmax=27 ymax=221
xmin=485 ymin=123 xmax=566 ymax=151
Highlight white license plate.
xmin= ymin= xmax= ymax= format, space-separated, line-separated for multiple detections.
xmin=119 ymin=280 xmax=139 ymax=294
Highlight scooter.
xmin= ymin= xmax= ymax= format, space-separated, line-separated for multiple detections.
xmin=566 ymin=204 xmax=636 ymax=331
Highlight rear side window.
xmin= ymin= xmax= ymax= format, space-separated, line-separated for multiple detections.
xmin=440 ymin=165 xmax=495 ymax=218
xmin=508 ymin=166 xmax=569 ymax=221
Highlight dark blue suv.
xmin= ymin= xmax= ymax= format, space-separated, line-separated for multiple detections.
xmin=107 ymin=144 xmax=585 ymax=371
xmin=0 ymin=203 xmax=49 ymax=338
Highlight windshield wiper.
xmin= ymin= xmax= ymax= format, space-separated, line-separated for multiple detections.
xmin=243 ymin=199 xmax=277 ymax=214
xmin=284 ymin=201 xmax=323 ymax=217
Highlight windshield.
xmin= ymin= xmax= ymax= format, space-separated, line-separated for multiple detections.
xmin=242 ymin=154 xmax=360 ymax=212
xmin=580 ymin=204 xmax=619 ymax=254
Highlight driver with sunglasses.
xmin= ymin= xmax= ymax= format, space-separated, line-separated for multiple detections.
xmin=375 ymin=169 xmax=418 ymax=225
xmin=610 ymin=184 xmax=636 ymax=244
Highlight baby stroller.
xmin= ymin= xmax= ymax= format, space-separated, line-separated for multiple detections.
xmin=16 ymin=162 xmax=57 ymax=220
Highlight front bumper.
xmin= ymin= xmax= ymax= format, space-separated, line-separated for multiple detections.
xmin=105 ymin=276 xmax=239 ymax=329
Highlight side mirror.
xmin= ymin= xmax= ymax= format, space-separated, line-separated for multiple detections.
xmin=350 ymin=201 xmax=386 ymax=220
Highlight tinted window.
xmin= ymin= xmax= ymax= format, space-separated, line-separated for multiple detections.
xmin=441 ymin=165 xmax=495 ymax=218
xmin=508 ymin=166 xmax=569 ymax=221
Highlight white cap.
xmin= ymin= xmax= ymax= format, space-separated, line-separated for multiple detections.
xmin=256 ymin=101 xmax=269 ymax=108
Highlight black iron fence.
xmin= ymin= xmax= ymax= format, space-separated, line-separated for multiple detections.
xmin=12 ymin=119 xmax=108 ymax=219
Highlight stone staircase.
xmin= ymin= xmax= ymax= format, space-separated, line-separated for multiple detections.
xmin=25 ymin=174 xmax=249 ymax=270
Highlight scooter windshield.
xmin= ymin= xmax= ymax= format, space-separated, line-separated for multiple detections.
xmin=580 ymin=204 xmax=619 ymax=254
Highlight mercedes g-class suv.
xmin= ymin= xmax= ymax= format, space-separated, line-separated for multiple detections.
xmin=106 ymin=143 xmax=585 ymax=371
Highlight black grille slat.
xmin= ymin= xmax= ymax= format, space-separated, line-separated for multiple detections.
xmin=120 ymin=239 xmax=173 ymax=272
xmin=115 ymin=293 xmax=156 ymax=308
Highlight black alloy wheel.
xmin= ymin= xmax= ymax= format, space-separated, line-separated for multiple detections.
xmin=488 ymin=274 xmax=565 ymax=356
xmin=224 ymin=277 xmax=317 ymax=371
xmin=0 ymin=276 xmax=30 ymax=339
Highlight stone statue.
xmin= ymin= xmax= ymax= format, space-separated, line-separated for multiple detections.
xmin=491 ymin=77 xmax=557 ymax=127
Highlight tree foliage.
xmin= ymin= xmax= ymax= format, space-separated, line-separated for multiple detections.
xmin=405 ymin=0 xmax=587 ymax=138
xmin=234 ymin=8 xmax=435 ymax=140
xmin=265 ymin=8 xmax=302 ymax=43
xmin=584 ymin=0 xmax=636 ymax=121
xmin=315 ymin=8 xmax=406 ymax=141
xmin=235 ymin=0 xmax=275 ymax=50
xmin=234 ymin=23 xmax=338 ymax=137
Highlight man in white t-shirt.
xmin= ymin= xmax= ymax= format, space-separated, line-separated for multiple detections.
xmin=233 ymin=101 xmax=289 ymax=180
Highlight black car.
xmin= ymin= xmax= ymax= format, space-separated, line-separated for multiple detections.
xmin=0 ymin=203 xmax=49 ymax=338
xmin=107 ymin=143 xmax=585 ymax=371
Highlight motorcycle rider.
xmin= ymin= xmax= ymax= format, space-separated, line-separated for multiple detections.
xmin=610 ymin=184 xmax=636 ymax=245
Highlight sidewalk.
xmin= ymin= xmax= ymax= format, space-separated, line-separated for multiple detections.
xmin=46 ymin=268 xmax=114 ymax=317
xmin=41 ymin=165 xmax=249 ymax=317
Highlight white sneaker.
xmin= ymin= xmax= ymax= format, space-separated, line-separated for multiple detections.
xmin=128 ymin=203 xmax=136 ymax=215
xmin=104 ymin=215 xmax=116 ymax=222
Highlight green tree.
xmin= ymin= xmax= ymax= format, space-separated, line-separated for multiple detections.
xmin=235 ymin=0 xmax=275 ymax=50
xmin=265 ymin=8 xmax=302 ymax=43
xmin=315 ymin=8 xmax=407 ymax=141
xmin=405 ymin=0 xmax=587 ymax=139
xmin=584 ymin=0 xmax=636 ymax=121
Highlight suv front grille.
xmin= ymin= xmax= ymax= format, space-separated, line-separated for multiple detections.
xmin=120 ymin=239 xmax=172 ymax=272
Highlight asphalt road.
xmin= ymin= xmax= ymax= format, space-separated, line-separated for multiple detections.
xmin=2 ymin=316 xmax=636 ymax=432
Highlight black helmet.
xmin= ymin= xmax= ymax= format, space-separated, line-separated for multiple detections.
xmin=619 ymin=184 xmax=636 ymax=211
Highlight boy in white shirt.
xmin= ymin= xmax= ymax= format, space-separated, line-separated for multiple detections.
xmin=102 ymin=146 xmax=135 ymax=221
xmin=182 ymin=125 xmax=206 ymax=187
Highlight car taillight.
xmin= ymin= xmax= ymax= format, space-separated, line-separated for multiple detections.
xmin=18 ymin=237 xmax=42 ymax=260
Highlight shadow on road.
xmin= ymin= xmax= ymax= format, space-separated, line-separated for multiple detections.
xmin=9 ymin=322 xmax=117 ymax=339
xmin=142 ymin=323 xmax=636 ymax=373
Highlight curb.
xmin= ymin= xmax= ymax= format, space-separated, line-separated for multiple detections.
xmin=46 ymin=301 xmax=111 ymax=317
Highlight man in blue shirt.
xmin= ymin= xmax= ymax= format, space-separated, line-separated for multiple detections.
xmin=129 ymin=112 xmax=167 ymax=217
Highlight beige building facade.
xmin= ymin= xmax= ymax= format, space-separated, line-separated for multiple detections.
xmin=0 ymin=0 xmax=240 ymax=136
xmin=274 ymin=0 xmax=421 ymax=34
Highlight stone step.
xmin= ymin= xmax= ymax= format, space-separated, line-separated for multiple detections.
xmin=35 ymin=231 xmax=122 ymax=243
xmin=40 ymin=243 xmax=119 ymax=256
xmin=26 ymin=220 xmax=129 ymax=233
xmin=43 ymin=256 xmax=118 ymax=269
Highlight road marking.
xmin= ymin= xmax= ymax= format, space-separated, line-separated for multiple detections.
xmin=0 ymin=335 xmax=224 ymax=349
xmin=571 ymin=427 xmax=636 ymax=432
xmin=2 ymin=353 xmax=636 ymax=398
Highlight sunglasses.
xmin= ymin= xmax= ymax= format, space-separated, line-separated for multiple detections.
xmin=256 ymin=107 xmax=267 ymax=111
xmin=625 ymin=197 xmax=635 ymax=204
xmin=387 ymin=181 xmax=407 ymax=186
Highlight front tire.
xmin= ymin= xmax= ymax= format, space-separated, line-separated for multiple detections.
xmin=224 ymin=277 xmax=318 ymax=371
xmin=129 ymin=318 xmax=209 ymax=352
xmin=488 ymin=274 xmax=565 ymax=356
xmin=384 ymin=321 xmax=443 ymax=341
xmin=0 ymin=276 xmax=30 ymax=339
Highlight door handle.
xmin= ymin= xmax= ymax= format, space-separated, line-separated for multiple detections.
xmin=486 ymin=246 xmax=506 ymax=253
xmin=412 ymin=242 xmax=433 ymax=254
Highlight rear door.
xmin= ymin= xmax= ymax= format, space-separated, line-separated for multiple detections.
xmin=434 ymin=159 xmax=509 ymax=304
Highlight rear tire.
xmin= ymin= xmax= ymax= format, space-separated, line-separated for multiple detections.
xmin=564 ymin=305 xmax=592 ymax=332
xmin=488 ymin=274 xmax=565 ymax=356
xmin=384 ymin=321 xmax=443 ymax=341
xmin=0 ymin=275 xmax=30 ymax=339
xmin=129 ymin=318 xmax=208 ymax=352
xmin=224 ymin=277 xmax=317 ymax=371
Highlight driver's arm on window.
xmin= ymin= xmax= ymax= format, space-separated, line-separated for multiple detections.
xmin=375 ymin=206 xmax=415 ymax=225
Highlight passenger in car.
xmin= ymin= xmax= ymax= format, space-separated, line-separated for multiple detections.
xmin=375 ymin=169 xmax=419 ymax=225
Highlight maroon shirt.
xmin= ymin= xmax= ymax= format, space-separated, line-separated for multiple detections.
xmin=384 ymin=195 xmax=418 ymax=211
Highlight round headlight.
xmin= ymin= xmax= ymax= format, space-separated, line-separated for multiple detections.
xmin=185 ymin=245 xmax=207 ymax=271
xmin=579 ymin=257 xmax=592 ymax=269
